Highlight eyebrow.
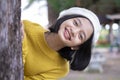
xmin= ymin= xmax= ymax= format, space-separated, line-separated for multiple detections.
xmin=76 ymin=18 xmax=82 ymax=26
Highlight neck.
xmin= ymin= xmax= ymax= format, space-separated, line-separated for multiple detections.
xmin=45 ymin=32 xmax=65 ymax=51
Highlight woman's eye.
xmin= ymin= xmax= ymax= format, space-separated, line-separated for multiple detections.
xmin=79 ymin=33 xmax=84 ymax=41
xmin=79 ymin=35 xmax=83 ymax=40
xmin=73 ymin=20 xmax=78 ymax=26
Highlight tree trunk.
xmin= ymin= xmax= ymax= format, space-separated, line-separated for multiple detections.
xmin=47 ymin=0 xmax=58 ymax=26
xmin=0 ymin=0 xmax=23 ymax=80
xmin=75 ymin=0 xmax=81 ymax=6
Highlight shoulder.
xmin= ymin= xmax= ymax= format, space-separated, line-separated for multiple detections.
xmin=22 ymin=20 xmax=47 ymax=32
xmin=22 ymin=20 xmax=42 ymax=28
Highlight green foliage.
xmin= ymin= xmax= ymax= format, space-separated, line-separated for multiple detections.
xmin=47 ymin=0 xmax=75 ymax=13
xmin=24 ymin=0 xmax=120 ymax=15
xmin=114 ymin=0 xmax=120 ymax=7
xmin=80 ymin=0 xmax=94 ymax=8
xmin=96 ymin=43 xmax=110 ymax=48
xmin=99 ymin=28 xmax=108 ymax=40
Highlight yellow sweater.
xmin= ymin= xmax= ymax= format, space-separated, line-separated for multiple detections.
xmin=22 ymin=20 xmax=69 ymax=80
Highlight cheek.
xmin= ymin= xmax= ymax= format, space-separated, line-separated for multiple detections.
xmin=58 ymin=27 xmax=67 ymax=43
xmin=69 ymin=38 xmax=82 ymax=46
xmin=58 ymin=25 xmax=65 ymax=35
xmin=58 ymin=24 xmax=65 ymax=34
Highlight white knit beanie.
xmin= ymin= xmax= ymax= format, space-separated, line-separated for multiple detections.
xmin=58 ymin=7 xmax=101 ymax=44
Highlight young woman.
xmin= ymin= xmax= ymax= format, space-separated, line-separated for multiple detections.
xmin=22 ymin=7 xmax=101 ymax=80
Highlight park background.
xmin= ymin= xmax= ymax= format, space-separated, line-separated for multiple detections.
xmin=21 ymin=0 xmax=120 ymax=80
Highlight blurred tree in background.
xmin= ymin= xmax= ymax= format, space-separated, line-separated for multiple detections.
xmin=47 ymin=0 xmax=76 ymax=25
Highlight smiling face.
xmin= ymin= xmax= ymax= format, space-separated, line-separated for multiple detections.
xmin=58 ymin=17 xmax=93 ymax=47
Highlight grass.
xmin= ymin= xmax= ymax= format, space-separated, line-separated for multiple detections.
xmin=95 ymin=44 xmax=110 ymax=48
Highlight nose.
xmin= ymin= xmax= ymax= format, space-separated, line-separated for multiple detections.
xmin=71 ymin=27 xmax=80 ymax=37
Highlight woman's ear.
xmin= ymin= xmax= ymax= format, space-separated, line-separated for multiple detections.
xmin=71 ymin=46 xmax=79 ymax=50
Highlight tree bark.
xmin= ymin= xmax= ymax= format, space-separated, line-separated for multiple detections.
xmin=0 ymin=0 xmax=23 ymax=80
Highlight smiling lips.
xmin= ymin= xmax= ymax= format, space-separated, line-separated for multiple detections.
xmin=64 ymin=28 xmax=71 ymax=40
